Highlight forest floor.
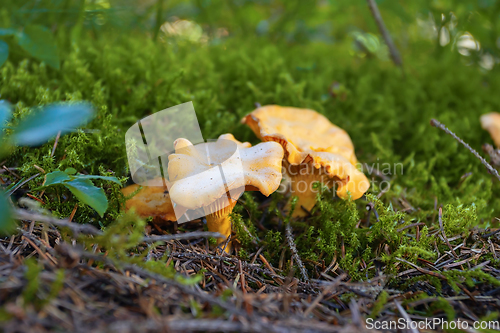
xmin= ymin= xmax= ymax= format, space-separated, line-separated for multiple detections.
xmin=1 ymin=197 xmax=499 ymax=332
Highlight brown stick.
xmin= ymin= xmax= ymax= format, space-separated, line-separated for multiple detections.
xmin=366 ymin=0 xmax=403 ymax=67
xmin=258 ymin=254 xmax=277 ymax=276
xmin=431 ymin=118 xmax=500 ymax=183
xmin=394 ymin=300 xmax=419 ymax=333
xmin=397 ymin=222 xmax=425 ymax=233
xmin=50 ymin=131 xmax=62 ymax=158
xmin=7 ymin=173 xmax=40 ymax=196
xmin=142 ymin=231 xmax=224 ymax=243
xmin=13 ymin=209 xmax=101 ymax=236
xmin=285 ymin=222 xmax=309 ymax=282
xmin=303 ymin=273 xmax=346 ymax=317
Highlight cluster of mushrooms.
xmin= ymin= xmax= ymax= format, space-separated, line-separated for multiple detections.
xmin=123 ymin=105 xmax=370 ymax=252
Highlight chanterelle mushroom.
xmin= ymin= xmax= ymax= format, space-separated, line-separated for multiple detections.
xmin=480 ymin=112 xmax=500 ymax=148
xmin=121 ymin=179 xmax=178 ymax=222
xmin=167 ymin=134 xmax=284 ymax=252
xmin=242 ymin=105 xmax=369 ymax=217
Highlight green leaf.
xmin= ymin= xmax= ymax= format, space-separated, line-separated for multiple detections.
xmin=64 ymin=167 xmax=77 ymax=175
xmin=0 ymin=40 xmax=8 ymax=67
xmin=40 ymin=170 xmax=115 ymax=216
xmin=43 ymin=170 xmax=71 ymax=186
xmin=0 ymin=28 xmax=16 ymax=36
xmin=13 ymin=102 xmax=94 ymax=146
xmin=63 ymin=178 xmax=108 ymax=217
xmin=42 ymin=170 xmax=120 ymax=187
xmin=0 ymin=191 xmax=15 ymax=235
xmin=0 ymin=100 xmax=12 ymax=131
xmin=17 ymin=25 xmax=60 ymax=70
xmin=72 ymin=174 xmax=121 ymax=184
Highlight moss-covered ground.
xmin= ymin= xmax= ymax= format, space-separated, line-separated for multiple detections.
xmin=2 ymin=6 xmax=500 ymax=331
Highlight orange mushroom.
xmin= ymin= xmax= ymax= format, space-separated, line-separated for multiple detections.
xmin=480 ymin=112 xmax=500 ymax=148
xmin=167 ymin=134 xmax=283 ymax=252
xmin=121 ymin=179 xmax=178 ymax=222
xmin=242 ymin=105 xmax=369 ymax=217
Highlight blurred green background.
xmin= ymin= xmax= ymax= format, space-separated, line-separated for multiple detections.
xmin=1 ymin=0 xmax=500 ymax=227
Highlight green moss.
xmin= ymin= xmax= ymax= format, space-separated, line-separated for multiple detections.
xmin=22 ymin=258 xmax=42 ymax=306
xmin=369 ymin=290 xmax=389 ymax=318
xmin=441 ymin=203 xmax=478 ymax=236
xmin=231 ymin=212 xmax=258 ymax=248
xmin=264 ymin=230 xmax=283 ymax=259
xmin=428 ymin=297 xmax=456 ymax=321
xmin=442 ymin=269 xmax=500 ymax=293
xmin=2 ymin=9 xmax=500 ymax=291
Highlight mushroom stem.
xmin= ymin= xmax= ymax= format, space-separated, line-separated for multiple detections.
xmin=284 ymin=164 xmax=332 ymax=218
xmin=203 ymin=195 xmax=238 ymax=253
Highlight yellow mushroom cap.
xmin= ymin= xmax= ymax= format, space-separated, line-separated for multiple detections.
xmin=217 ymin=133 xmax=252 ymax=148
xmin=121 ymin=180 xmax=179 ymax=221
xmin=480 ymin=112 xmax=500 ymax=148
xmin=242 ymin=105 xmax=357 ymax=165
xmin=242 ymin=105 xmax=369 ymax=200
xmin=168 ymin=134 xmax=284 ymax=210
xmin=308 ymin=152 xmax=370 ymax=199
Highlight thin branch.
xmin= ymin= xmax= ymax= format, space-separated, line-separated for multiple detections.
xmin=13 ymin=209 xmax=102 ymax=236
xmin=14 ymin=209 xmax=224 ymax=243
xmin=7 ymin=173 xmax=40 ymax=196
xmin=142 ymin=231 xmax=224 ymax=243
xmin=396 ymin=222 xmax=425 ymax=233
xmin=395 ymin=257 xmax=447 ymax=280
xmin=366 ymin=0 xmax=403 ymax=67
xmin=50 ymin=131 xmax=62 ymax=158
xmin=394 ymin=300 xmax=420 ymax=333
xmin=349 ymin=299 xmax=362 ymax=327
xmin=152 ymin=0 xmax=165 ymax=41
xmin=431 ymin=119 xmax=500 ymax=183
xmin=304 ymin=273 xmax=346 ymax=317
xmin=285 ymin=222 xmax=309 ymax=282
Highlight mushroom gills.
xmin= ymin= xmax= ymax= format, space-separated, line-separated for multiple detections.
xmin=284 ymin=163 xmax=336 ymax=217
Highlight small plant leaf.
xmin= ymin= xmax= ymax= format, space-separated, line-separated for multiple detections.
xmin=64 ymin=167 xmax=77 ymax=175
xmin=0 ymin=191 xmax=15 ymax=235
xmin=43 ymin=170 xmax=71 ymax=186
xmin=13 ymin=102 xmax=94 ymax=146
xmin=72 ymin=174 xmax=121 ymax=184
xmin=63 ymin=178 xmax=108 ymax=217
xmin=0 ymin=28 xmax=16 ymax=36
xmin=0 ymin=100 xmax=12 ymax=131
xmin=17 ymin=25 xmax=60 ymax=70
xmin=0 ymin=40 xmax=8 ymax=67
xmin=41 ymin=170 xmax=117 ymax=217
xmin=44 ymin=170 xmax=119 ymax=185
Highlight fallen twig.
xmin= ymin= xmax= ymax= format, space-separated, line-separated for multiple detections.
xmin=50 ymin=131 xmax=62 ymax=158
xmin=304 ymin=273 xmax=346 ymax=317
xmin=431 ymin=118 xmax=500 ymax=183
xmin=285 ymin=222 xmax=309 ymax=282
xmin=13 ymin=209 xmax=102 ymax=236
xmin=7 ymin=173 xmax=41 ymax=196
xmin=142 ymin=231 xmax=224 ymax=243
xmin=366 ymin=0 xmax=403 ymax=67
xmin=394 ymin=300 xmax=419 ymax=333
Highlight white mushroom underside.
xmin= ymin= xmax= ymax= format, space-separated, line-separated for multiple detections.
xmin=168 ymin=139 xmax=283 ymax=210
